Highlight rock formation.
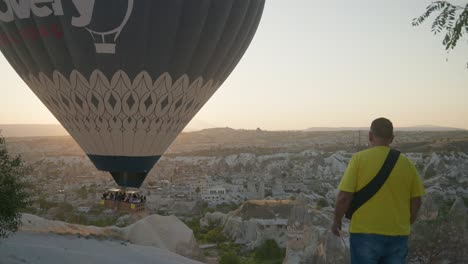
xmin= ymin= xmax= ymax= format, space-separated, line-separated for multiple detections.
xmin=20 ymin=213 xmax=201 ymax=260
xmin=284 ymin=196 xmax=350 ymax=264
xmin=200 ymin=200 xmax=294 ymax=249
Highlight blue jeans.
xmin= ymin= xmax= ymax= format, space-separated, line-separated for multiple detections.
xmin=350 ymin=233 xmax=408 ymax=264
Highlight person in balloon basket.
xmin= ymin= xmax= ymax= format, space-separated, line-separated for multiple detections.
xmin=331 ymin=118 xmax=426 ymax=264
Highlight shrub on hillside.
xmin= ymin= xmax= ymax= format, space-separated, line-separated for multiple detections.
xmin=205 ymin=226 xmax=227 ymax=244
xmin=0 ymin=135 xmax=31 ymax=238
xmin=219 ymin=251 xmax=241 ymax=264
xmin=254 ymin=239 xmax=284 ymax=263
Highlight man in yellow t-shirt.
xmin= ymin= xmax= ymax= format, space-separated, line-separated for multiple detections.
xmin=331 ymin=118 xmax=425 ymax=264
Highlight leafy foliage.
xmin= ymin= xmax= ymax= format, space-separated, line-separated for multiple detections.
xmin=205 ymin=226 xmax=227 ymax=244
xmin=186 ymin=215 xmax=285 ymax=263
xmin=413 ymin=1 xmax=468 ymax=65
xmin=215 ymin=202 xmax=240 ymax=213
xmin=219 ymin=240 xmax=285 ymax=264
xmin=219 ymin=251 xmax=241 ymax=264
xmin=0 ymin=135 xmax=31 ymax=238
xmin=184 ymin=217 xmax=227 ymax=243
xmin=316 ymin=197 xmax=329 ymax=209
xmin=254 ymin=239 xmax=285 ymax=263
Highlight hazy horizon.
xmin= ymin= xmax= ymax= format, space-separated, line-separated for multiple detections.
xmin=0 ymin=123 xmax=465 ymax=138
xmin=1 ymin=0 xmax=467 ymax=130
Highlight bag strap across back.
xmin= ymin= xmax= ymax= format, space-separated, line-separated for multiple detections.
xmin=345 ymin=149 xmax=401 ymax=219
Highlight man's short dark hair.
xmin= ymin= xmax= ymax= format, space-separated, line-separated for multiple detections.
xmin=371 ymin=118 xmax=393 ymax=139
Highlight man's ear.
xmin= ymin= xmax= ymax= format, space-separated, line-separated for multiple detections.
xmin=368 ymin=131 xmax=373 ymax=142
xmin=389 ymin=135 xmax=394 ymax=144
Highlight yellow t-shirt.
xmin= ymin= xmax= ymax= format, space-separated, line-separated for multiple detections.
xmin=338 ymin=146 xmax=425 ymax=236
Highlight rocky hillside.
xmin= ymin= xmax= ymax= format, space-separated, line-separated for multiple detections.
xmin=18 ymin=213 xmax=201 ymax=261
xmin=226 ymin=200 xmax=293 ymax=249
xmin=200 ymin=197 xmax=350 ymax=263
xmin=0 ymin=232 xmax=202 ymax=264
xmin=160 ymin=148 xmax=468 ymax=203
xmin=284 ymin=196 xmax=349 ymax=264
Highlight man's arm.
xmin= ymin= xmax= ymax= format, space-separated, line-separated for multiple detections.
xmin=408 ymin=160 xmax=425 ymax=225
xmin=410 ymin=197 xmax=422 ymax=224
xmin=331 ymin=191 xmax=353 ymax=236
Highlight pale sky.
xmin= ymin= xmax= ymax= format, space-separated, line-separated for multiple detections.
xmin=1 ymin=0 xmax=467 ymax=130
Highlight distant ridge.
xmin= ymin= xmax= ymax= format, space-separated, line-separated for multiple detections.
xmin=305 ymin=125 xmax=466 ymax=132
xmin=183 ymin=119 xmax=217 ymax=132
xmin=1 ymin=124 xmax=465 ymax=138
xmin=0 ymin=124 xmax=68 ymax=137
xmin=0 ymin=119 xmax=217 ymax=138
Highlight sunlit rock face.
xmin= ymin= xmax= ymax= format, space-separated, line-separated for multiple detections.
xmin=201 ymin=211 xmax=228 ymax=228
xmin=224 ymin=200 xmax=293 ymax=249
xmin=284 ymin=196 xmax=350 ymax=264
xmin=200 ymin=200 xmax=294 ymax=249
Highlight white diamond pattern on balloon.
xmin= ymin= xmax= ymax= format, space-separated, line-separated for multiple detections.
xmin=24 ymin=71 xmax=220 ymax=157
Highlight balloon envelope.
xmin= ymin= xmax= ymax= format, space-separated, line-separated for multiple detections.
xmin=0 ymin=0 xmax=265 ymax=187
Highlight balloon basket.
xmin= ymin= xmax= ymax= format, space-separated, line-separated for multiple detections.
xmin=95 ymin=43 xmax=116 ymax=54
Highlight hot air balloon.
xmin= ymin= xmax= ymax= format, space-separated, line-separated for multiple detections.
xmin=0 ymin=0 xmax=265 ymax=188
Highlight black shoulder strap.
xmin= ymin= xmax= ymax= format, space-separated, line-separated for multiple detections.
xmin=345 ymin=149 xmax=401 ymax=219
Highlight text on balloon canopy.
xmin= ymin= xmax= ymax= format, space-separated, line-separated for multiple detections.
xmin=0 ymin=0 xmax=94 ymax=27
xmin=0 ymin=24 xmax=63 ymax=47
